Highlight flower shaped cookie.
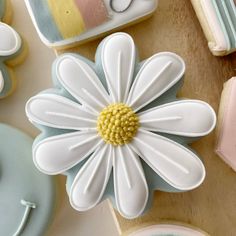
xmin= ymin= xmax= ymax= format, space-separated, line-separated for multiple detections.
xmin=0 ymin=21 xmax=22 ymax=98
xmin=26 ymin=33 xmax=216 ymax=219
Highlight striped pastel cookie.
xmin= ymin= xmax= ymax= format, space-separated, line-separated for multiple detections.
xmin=191 ymin=0 xmax=236 ymax=56
xmin=25 ymin=0 xmax=158 ymax=49
xmin=0 ymin=0 xmax=27 ymax=98
xmin=216 ymin=77 xmax=236 ymax=171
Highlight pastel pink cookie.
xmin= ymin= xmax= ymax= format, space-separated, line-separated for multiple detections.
xmin=216 ymin=77 xmax=236 ymax=171
xmin=128 ymin=224 xmax=209 ymax=236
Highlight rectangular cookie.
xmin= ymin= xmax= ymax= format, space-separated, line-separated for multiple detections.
xmin=24 ymin=0 xmax=157 ymax=49
xmin=191 ymin=0 xmax=236 ymax=56
xmin=216 ymin=77 xmax=236 ymax=171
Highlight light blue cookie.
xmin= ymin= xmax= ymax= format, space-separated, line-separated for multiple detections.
xmin=0 ymin=124 xmax=56 ymax=236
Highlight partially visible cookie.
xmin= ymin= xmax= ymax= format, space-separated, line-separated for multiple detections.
xmin=191 ymin=0 xmax=236 ymax=56
xmin=216 ymin=77 xmax=236 ymax=171
xmin=0 ymin=0 xmax=27 ymax=98
xmin=0 ymin=124 xmax=56 ymax=236
xmin=24 ymin=0 xmax=158 ymax=50
xmin=0 ymin=0 xmax=12 ymax=23
xmin=125 ymin=223 xmax=210 ymax=236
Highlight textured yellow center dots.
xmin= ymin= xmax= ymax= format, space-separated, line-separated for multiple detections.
xmin=97 ymin=103 xmax=139 ymax=146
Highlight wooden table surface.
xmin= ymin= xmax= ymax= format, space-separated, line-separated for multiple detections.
xmin=64 ymin=0 xmax=236 ymax=235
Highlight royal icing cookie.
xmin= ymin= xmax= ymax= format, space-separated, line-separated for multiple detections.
xmin=191 ymin=0 xmax=236 ymax=56
xmin=127 ymin=224 xmax=210 ymax=236
xmin=216 ymin=77 xmax=236 ymax=171
xmin=24 ymin=0 xmax=158 ymax=49
xmin=0 ymin=0 xmax=26 ymax=98
xmin=25 ymin=33 xmax=216 ymax=219
xmin=0 ymin=124 xmax=56 ymax=236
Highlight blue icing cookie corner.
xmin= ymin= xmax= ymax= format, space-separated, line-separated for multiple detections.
xmin=0 ymin=124 xmax=56 ymax=236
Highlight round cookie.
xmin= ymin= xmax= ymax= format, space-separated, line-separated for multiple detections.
xmin=126 ymin=224 xmax=210 ymax=236
xmin=0 ymin=124 xmax=56 ymax=236
xmin=0 ymin=0 xmax=27 ymax=98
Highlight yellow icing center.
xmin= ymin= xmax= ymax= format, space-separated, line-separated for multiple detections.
xmin=97 ymin=103 xmax=139 ymax=146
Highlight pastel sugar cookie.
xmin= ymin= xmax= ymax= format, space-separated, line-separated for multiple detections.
xmin=0 ymin=0 xmax=27 ymax=98
xmin=126 ymin=224 xmax=210 ymax=236
xmin=216 ymin=77 xmax=236 ymax=171
xmin=25 ymin=33 xmax=216 ymax=219
xmin=191 ymin=0 xmax=236 ymax=56
xmin=24 ymin=0 xmax=158 ymax=49
xmin=0 ymin=124 xmax=56 ymax=236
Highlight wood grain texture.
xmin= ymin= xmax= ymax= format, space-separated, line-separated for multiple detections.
xmin=59 ymin=0 xmax=236 ymax=235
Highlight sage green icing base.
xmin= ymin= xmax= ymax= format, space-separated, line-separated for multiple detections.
xmin=0 ymin=124 xmax=56 ymax=236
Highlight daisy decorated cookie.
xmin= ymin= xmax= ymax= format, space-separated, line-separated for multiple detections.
xmin=24 ymin=0 xmax=157 ymax=49
xmin=0 ymin=0 xmax=26 ymax=98
xmin=26 ymin=33 xmax=216 ymax=219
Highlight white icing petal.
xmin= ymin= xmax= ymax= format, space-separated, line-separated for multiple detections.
xmin=70 ymin=144 xmax=112 ymax=211
xmin=139 ymin=100 xmax=216 ymax=137
xmin=130 ymin=129 xmax=205 ymax=190
xmin=113 ymin=145 xmax=148 ymax=219
xmin=33 ymin=131 xmax=102 ymax=174
xmin=56 ymin=55 xmax=111 ymax=115
xmin=0 ymin=22 xmax=21 ymax=56
xmin=101 ymin=33 xmax=136 ymax=103
xmin=126 ymin=52 xmax=185 ymax=112
xmin=0 ymin=70 xmax=4 ymax=93
xmin=26 ymin=94 xmax=97 ymax=130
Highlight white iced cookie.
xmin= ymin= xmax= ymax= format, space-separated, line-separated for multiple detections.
xmin=26 ymin=33 xmax=216 ymax=219
xmin=24 ymin=0 xmax=158 ymax=49
xmin=0 ymin=0 xmax=25 ymax=98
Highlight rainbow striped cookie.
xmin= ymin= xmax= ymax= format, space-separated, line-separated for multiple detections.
xmin=25 ymin=0 xmax=157 ymax=49
xmin=191 ymin=0 xmax=236 ymax=56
